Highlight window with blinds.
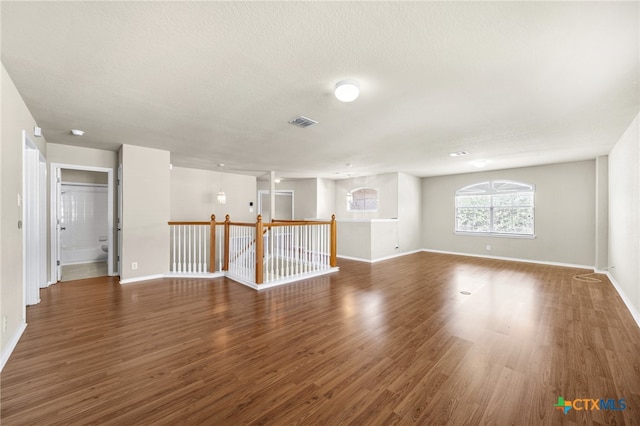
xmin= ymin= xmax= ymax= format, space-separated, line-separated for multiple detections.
xmin=455 ymin=180 xmax=534 ymax=236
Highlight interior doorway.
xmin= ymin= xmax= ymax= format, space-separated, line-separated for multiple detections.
xmin=258 ymin=190 xmax=294 ymax=222
xmin=23 ymin=131 xmax=47 ymax=306
xmin=50 ymin=163 xmax=115 ymax=282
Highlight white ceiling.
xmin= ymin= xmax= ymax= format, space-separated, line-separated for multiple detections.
xmin=2 ymin=1 xmax=638 ymax=179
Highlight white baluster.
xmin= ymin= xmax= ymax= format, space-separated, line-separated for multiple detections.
xmin=296 ymin=226 xmax=300 ymax=275
xmin=172 ymin=226 xmax=176 ymax=273
xmin=176 ymin=225 xmax=182 ymax=272
xmin=267 ymin=228 xmax=272 ymax=281
xmin=218 ymin=225 xmax=223 ymax=272
xmin=192 ymin=225 xmax=197 ymax=273
xmin=324 ymin=224 xmax=328 ymax=266
xmin=287 ymin=226 xmax=291 ymax=277
xmin=307 ymin=225 xmax=311 ymax=271
xmin=198 ymin=225 xmax=202 ymax=273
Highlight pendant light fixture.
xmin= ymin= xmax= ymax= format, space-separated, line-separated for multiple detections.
xmin=217 ymin=163 xmax=226 ymax=204
xmin=346 ymin=174 xmax=353 ymax=205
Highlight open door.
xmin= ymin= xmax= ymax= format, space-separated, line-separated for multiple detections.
xmin=23 ymin=131 xmax=47 ymax=305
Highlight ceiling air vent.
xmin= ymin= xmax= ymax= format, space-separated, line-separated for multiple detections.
xmin=288 ymin=116 xmax=318 ymax=128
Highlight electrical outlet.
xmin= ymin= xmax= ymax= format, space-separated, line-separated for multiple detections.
xmin=131 ymin=262 xmax=138 ymax=270
xmin=486 ymin=245 xmax=491 ymax=251
xmin=2 ymin=316 xmax=7 ymax=332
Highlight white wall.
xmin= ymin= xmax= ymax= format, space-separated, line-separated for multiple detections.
xmin=398 ymin=172 xmax=422 ymax=254
xmin=120 ymin=145 xmax=170 ymax=281
xmin=48 ymin=143 xmax=118 ymax=170
xmin=1 ymin=64 xmax=46 ymax=364
xmin=337 ymin=221 xmax=372 ymax=260
xmin=171 ymin=167 xmax=256 ymax=222
xmin=257 ymin=178 xmax=317 ymax=220
xmin=608 ymin=114 xmax=640 ymax=323
xmin=422 ymin=161 xmax=597 ymax=266
xmin=335 ymin=173 xmax=398 ymax=220
xmin=595 ymin=156 xmax=609 ymax=270
xmin=317 ymin=178 xmax=336 ymax=220
xmin=61 ymin=169 xmax=108 ymax=185
xmin=335 ymin=172 xmax=421 ymax=261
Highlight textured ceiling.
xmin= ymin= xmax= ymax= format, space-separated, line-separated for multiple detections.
xmin=2 ymin=1 xmax=638 ymax=179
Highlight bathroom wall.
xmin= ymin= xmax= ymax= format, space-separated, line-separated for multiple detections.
xmin=59 ymin=183 xmax=109 ymax=265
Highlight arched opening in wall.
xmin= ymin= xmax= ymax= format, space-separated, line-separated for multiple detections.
xmin=347 ymin=187 xmax=379 ymax=212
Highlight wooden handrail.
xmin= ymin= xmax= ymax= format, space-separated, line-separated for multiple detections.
xmin=168 ymin=213 xmax=337 ymax=279
xmin=227 ymin=222 xmax=259 ymax=227
xmin=168 ymin=221 xmax=225 ymax=225
xmin=271 ymin=218 xmax=332 ymax=223
xmin=265 ymin=220 xmax=332 ymax=227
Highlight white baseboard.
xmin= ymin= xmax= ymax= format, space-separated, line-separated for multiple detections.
xmin=119 ymin=274 xmax=165 ymax=284
xmin=256 ymin=267 xmax=339 ymax=290
xmin=1 ymin=320 xmax=27 ymax=372
xmin=226 ymin=268 xmax=340 ymax=291
xmin=338 ymin=249 xmax=423 ymax=264
xmin=421 ymin=249 xmax=593 ymax=270
xmin=164 ymin=272 xmax=225 ymax=279
xmin=120 ymin=272 xmax=224 ymax=284
xmin=602 ymin=271 xmax=640 ymax=328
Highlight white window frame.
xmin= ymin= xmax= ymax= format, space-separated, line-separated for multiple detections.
xmin=454 ymin=180 xmax=535 ymax=238
xmin=347 ymin=187 xmax=379 ymax=212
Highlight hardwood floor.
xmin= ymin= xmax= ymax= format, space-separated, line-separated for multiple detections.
xmin=2 ymin=252 xmax=639 ymax=425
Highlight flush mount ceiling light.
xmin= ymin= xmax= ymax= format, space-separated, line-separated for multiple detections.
xmin=448 ymin=151 xmax=468 ymax=157
xmin=335 ymin=80 xmax=360 ymax=102
xmin=70 ymin=129 xmax=85 ymax=136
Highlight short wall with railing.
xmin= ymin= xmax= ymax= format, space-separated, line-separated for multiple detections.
xmin=167 ymin=215 xmax=338 ymax=289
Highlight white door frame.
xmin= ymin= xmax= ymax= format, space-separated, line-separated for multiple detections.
xmin=117 ymin=164 xmax=122 ymax=276
xmin=22 ymin=131 xmax=47 ymax=306
xmin=49 ymin=163 xmax=115 ymax=282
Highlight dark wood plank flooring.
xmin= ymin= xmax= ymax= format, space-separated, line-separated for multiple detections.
xmin=2 ymin=252 xmax=640 ymax=424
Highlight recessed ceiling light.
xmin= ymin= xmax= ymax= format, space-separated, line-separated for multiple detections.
xmin=274 ymin=178 xmax=281 ymax=184
xmin=473 ymin=160 xmax=487 ymax=168
xmin=71 ymin=129 xmax=84 ymax=136
xmin=335 ymin=80 xmax=360 ymax=102
xmin=448 ymin=151 xmax=468 ymax=157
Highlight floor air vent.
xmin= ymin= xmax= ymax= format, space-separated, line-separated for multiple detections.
xmin=288 ymin=116 xmax=318 ymax=128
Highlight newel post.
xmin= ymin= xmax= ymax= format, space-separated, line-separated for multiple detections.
xmin=330 ymin=214 xmax=337 ymax=267
xmin=209 ymin=214 xmax=216 ymax=273
xmin=255 ymin=215 xmax=264 ymax=284
xmin=223 ymin=214 xmax=230 ymax=271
